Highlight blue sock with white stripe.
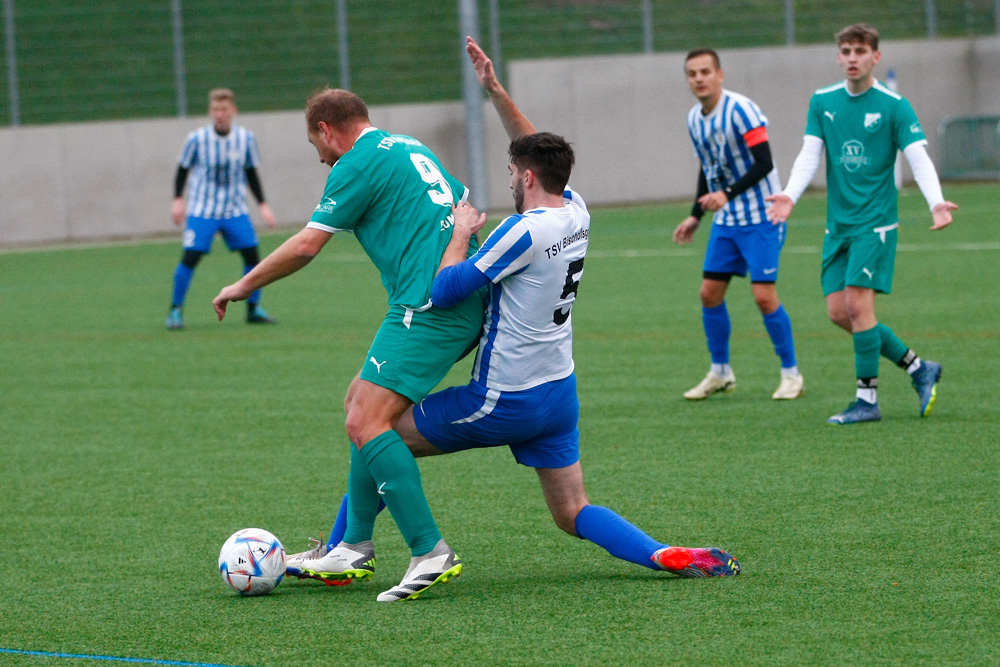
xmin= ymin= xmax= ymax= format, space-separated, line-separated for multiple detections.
xmin=762 ymin=304 xmax=797 ymax=369
xmin=171 ymin=263 xmax=194 ymax=307
xmin=574 ymin=504 xmax=666 ymax=570
xmin=326 ymin=493 xmax=385 ymax=548
xmin=702 ymin=303 xmax=731 ymax=364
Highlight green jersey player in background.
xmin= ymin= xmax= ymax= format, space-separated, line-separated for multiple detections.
xmin=213 ymin=88 xmax=485 ymax=601
xmin=767 ymin=23 xmax=958 ymax=425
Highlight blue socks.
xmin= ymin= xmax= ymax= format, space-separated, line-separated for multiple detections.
xmin=574 ymin=504 xmax=666 ymax=570
xmin=702 ymin=303 xmax=731 ymax=364
xmin=171 ymin=263 xmax=194 ymax=307
xmin=331 ymin=498 xmax=666 ymax=570
xmin=327 ymin=492 xmax=384 ymax=548
xmin=762 ymin=304 xmax=797 ymax=369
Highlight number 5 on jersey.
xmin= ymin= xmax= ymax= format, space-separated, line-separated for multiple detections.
xmin=553 ymin=258 xmax=585 ymax=325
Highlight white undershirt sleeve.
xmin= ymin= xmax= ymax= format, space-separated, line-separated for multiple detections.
xmin=902 ymin=141 xmax=945 ymax=211
xmin=782 ymin=135 xmax=825 ymax=203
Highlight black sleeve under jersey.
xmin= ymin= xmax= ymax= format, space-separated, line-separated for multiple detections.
xmin=245 ymin=167 xmax=265 ymax=204
xmin=691 ymin=168 xmax=709 ymax=220
xmin=723 ymin=140 xmax=773 ymax=200
xmin=174 ymin=166 xmax=189 ymax=198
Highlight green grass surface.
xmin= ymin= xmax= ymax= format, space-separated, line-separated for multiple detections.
xmin=1 ymin=182 xmax=998 ymax=666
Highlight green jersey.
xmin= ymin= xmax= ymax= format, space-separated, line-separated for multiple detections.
xmin=805 ymin=80 xmax=926 ymax=236
xmin=307 ymin=128 xmax=473 ymax=309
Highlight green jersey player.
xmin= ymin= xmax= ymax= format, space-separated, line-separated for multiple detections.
xmin=212 ymin=88 xmax=484 ymax=601
xmin=766 ymin=23 xmax=958 ymax=424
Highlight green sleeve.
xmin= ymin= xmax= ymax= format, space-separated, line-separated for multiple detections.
xmin=308 ymin=161 xmax=373 ymax=232
xmin=804 ymin=94 xmax=824 ymax=139
xmin=445 ymin=171 xmax=469 ymax=204
xmin=894 ymin=97 xmax=926 ymax=151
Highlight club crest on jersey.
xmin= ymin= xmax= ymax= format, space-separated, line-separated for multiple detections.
xmin=713 ymin=131 xmax=726 ymax=146
xmin=864 ymin=112 xmax=882 ymax=132
xmin=839 ymin=140 xmax=869 ymax=173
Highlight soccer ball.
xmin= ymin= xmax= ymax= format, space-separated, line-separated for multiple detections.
xmin=218 ymin=528 xmax=286 ymax=596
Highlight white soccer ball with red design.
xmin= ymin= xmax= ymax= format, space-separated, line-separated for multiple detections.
xmin=218 ymin=528 xmax=286 ymax=596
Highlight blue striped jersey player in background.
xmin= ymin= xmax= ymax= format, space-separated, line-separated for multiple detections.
xmin=673 ymin=49 xmax=803 ymax=401
xmin=167 ymin=88 xmax=277 ymax=330
xmin=285 ymin=37 xmax=740 ymax=587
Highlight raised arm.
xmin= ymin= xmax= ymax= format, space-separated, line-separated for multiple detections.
xmin=466 ymin=36 xmax=536 ymax=140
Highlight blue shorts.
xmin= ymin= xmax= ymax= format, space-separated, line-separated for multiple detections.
xmin=183 ymin=214 xmax=258 ymax=253
xmin=703 ymin=221 xmax=785 ymax=282
xmin=413 ymin=373 xmax=580 ymax=469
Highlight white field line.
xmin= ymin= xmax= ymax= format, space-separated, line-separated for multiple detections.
xmin=587 ymin=242 xmax=1000 ymax=259
xmin=3 ymin=238 xmax=997 ymax=258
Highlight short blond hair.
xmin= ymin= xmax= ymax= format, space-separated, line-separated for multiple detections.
xmin=208 ymin=88 xmax=235 ymax=105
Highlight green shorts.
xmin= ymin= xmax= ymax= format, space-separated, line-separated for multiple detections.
xmin=821 ymin=223 xmax=898 ymax=296
xmin=360 ymin=289 xmax=486 ymax=404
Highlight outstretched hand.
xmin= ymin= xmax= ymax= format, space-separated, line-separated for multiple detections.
xmin=765 ymin=193 xmax=794 ymax=224
xmin=212 ymin=283 xmax=251 ymax=321
xmin=466 ymin=37 xmax=500 ymax=93
xmin=673 ymin=216 xmax=700 ymax=245
xmin=930 ymin=201 xmax=958 ymax=230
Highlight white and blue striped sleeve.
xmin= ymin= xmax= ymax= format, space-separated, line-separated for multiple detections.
xmin=473 ymin=214 xmax=534 ymax=283
xmin=563 ymin=186 xmax=587 ymax=214
xmin=178 ymin=131 xmax=199 ymax=168
xmin=731 ymin=98 xmax=767 ymax=136
xmin=246 ymin=131 xmax=261 ymax=168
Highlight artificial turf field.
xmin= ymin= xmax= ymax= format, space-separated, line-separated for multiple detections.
xmin=2 ymin=182 xmax=997 ymax=666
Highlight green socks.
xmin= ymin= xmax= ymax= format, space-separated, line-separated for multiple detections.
xmin=343 ymin=444 xmax=381 ymax=544
xmin=877 ymin=322 xmax=909 ymax=365
xmin=358 ymin=430 xmax=441 ymax=557
xmin=853 ymin=326 xmax=881 ymax=382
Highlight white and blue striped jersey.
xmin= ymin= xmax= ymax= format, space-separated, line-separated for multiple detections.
xmin=177 ymin=124 xmax=261 ymax=220
xmin=686 ymin=89 xmax=780 ymax=226
xmin=470 ymin=187 xmax=590 ymax=392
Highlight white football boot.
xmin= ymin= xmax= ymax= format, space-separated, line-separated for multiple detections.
xmin=683 ymin=370 xmax=736 ymax=400
xmin=772 ymin=372 xmax=804 ymax=400
xmin=298 ymin=540 xmax=375 ymax=584
xmin=376 ymin=539 xmax=462 ymax=602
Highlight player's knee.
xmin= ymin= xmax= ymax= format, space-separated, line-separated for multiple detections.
xmin=343 ymin=410 xmax=367 ymax=449
xmin=827 ymin=308 xmax=851 ymax=331
xmin=552 ymin=511 xmax=578 ymax=536
xmin=754 ymin=293 xmax=778 ymax=313
xmin=699 ymin=286 xmax=725 ymax=307
xmin=549 ymin=501 xmax=587 ymax=536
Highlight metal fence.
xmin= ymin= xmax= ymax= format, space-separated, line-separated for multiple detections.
xmin=938 ymin=115 xmax=1000 ymax=179
xmin=3 ymin=0 xmax=999 ymax=127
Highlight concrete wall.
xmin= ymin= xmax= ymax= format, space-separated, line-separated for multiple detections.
xmin=506 ymin=36 xmax=1000 ymax=207
xmin=1 ymin=36 xmax=997 ymax=246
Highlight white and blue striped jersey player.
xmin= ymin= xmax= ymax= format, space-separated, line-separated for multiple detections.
xmin=687 ymin=89 xmax=785 ymax=282
xmin=687 ymin=89 xmax=780 ymax=227
xmin=413 ymin=187 xmax=590 ymax=468
xmin=177 ymin=123 xmax=261 ymax=251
